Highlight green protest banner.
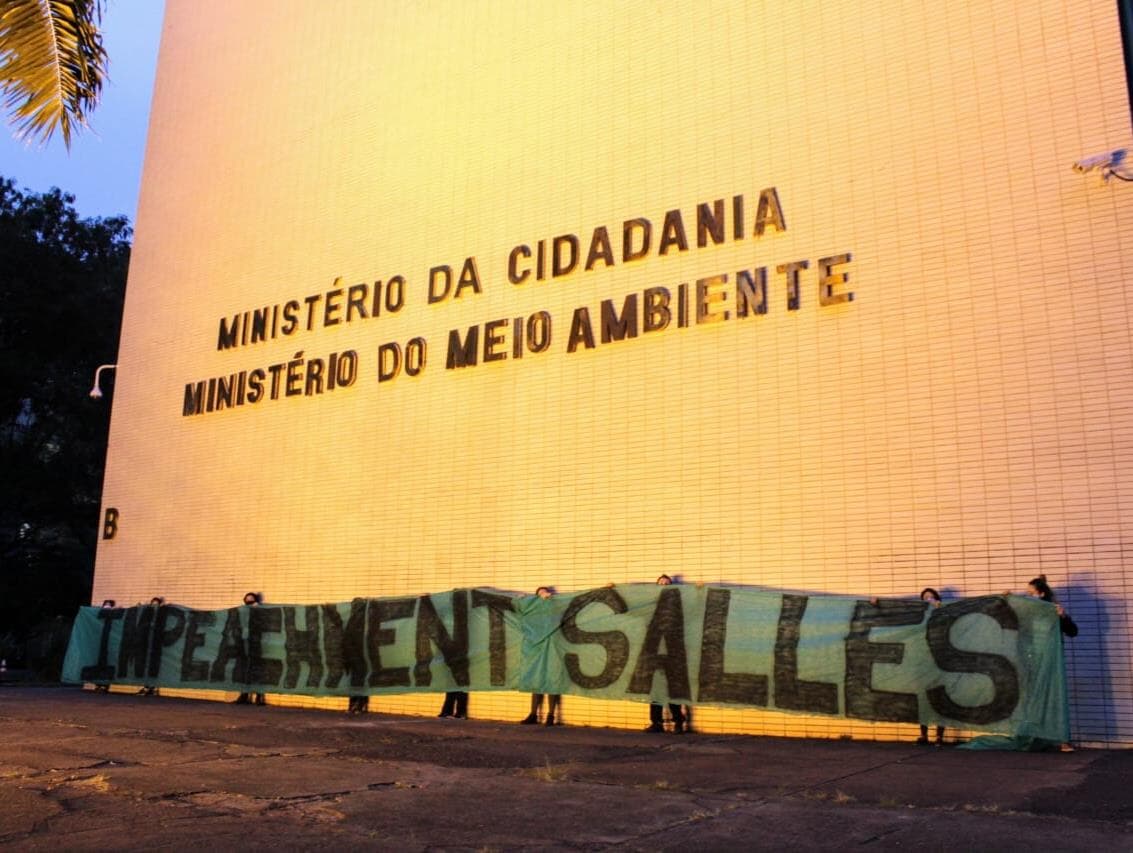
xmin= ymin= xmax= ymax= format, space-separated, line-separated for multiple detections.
xmin=62 ymin=585 xmax=1069 ymax=741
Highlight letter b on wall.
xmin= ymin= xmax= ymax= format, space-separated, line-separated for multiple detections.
xmin=102 ymin=507 xmax=119 ymax=540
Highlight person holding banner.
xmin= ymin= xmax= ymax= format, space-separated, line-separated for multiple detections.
xmin=136 ymin=597 xmax=164 ymax=696
xmin=1027 ymin=575 xmax=1079 ymax=639
xmin=93 ymin=600 xmax=117 ymax=693
xmin=645 ymin=574 xmax=687 ymax=734
xmin=916 ymin=587 xmax=947 ymax=746
xmin=233 ymin=592 xmax=267 ymax=706
xmin=1027 ymin=574 xmax=1078 ymax=752
xmin=521 ymin=586 xmax=562 ymax=726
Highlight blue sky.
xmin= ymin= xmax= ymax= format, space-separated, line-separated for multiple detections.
xmin=0 ymin=0 xmax=165 ymax=223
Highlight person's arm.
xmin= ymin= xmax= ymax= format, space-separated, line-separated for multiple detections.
xmin=1058 ymin=607 xmax=1079 ymax=637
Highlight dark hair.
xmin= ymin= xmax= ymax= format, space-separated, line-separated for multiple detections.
xmin=100 ymin=599 xmax=116 ymax=608
xmin=534 ymin=586 xmax=552 ymax=596
xmin=656 ymin=574 xmax=673 ymax=585
xmin=149 ymin=596 xmax=164 ymax=606
xmin=243 ymin=591 xmax=261 ymax=605
xmin=920 ymin=587 xmax=941 ymax=603
xmin=1028 ymin=574 xmax=1054 ymax=602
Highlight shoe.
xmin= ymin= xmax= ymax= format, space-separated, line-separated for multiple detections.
xmin=437 ymin=712 xmax=451 ymax=718
xmin=452 ymin=713 xmax=467 ymax=719
xmin=1060 ymin=743 xmax=1075 ymax=752
xmin=644 ymin=723 xmax=664 ymax=733
xmin=545 ymin=718 xmax=557 ymax=727
xmin=674 ymin=722 xmax=685 ymax=734
xmin=915 ymin=736 xmax=929 ymax=745
xmin=254 ymin=694 xmax=266 ymax=706
xmin=520 ymin=714 xmax=538 ymax=725
xmin=233 ymin=694 xmax=250 ymax=705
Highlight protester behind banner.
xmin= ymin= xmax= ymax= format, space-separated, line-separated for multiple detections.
xmin=233 ymin=592 xmax=267 ymax=706
xmin=519 ymin=586 xmax=561 ymax=726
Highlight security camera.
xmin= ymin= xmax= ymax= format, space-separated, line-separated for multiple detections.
xmin=1072 ymin=151 xmax=1116 ymax=173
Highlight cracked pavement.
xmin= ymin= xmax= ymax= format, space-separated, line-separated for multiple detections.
xmin=1 ymin=687 xmax=1130 ymax=850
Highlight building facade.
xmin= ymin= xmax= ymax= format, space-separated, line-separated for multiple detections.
xmin=97 ymin=1 xmax=1133 ymax=745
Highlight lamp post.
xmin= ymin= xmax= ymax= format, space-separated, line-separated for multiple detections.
xmin=89 ymin=364 xmax=117 ymax=400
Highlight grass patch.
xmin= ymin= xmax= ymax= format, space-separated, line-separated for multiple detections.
xmin=524 ymin=760 xmax=571 ymax=782
xmin=962 ymin=803 xmax=1002 ymax=814
xmin=798 ymin=789 xmax=828 ymax=801
xmin=47 ymin=773 xmax=112 ymax=794
xmin=641 ymin=779 xmax=679 ymax=791
xmin=689 ymin=808 xmax=720 ymax=822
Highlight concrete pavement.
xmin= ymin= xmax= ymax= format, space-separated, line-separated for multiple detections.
xmin=0 ymin=687 xmax=1130 ymax=851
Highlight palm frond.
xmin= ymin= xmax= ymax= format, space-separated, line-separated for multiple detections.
xmin=0 ymin=0 xmax=107 ymax=148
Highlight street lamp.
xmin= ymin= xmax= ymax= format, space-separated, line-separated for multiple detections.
xmin=89 ymin=364 xmax=117 ymax=400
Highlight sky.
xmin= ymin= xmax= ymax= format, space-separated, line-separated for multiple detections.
xmin=0 ymin=0 xmax=166 ymax=223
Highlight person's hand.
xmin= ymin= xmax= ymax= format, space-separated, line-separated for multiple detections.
xmin=1056 ymin=604 xmax=1066 ymax=617
xmin=868 ymin=597 xmax=879 ymax=606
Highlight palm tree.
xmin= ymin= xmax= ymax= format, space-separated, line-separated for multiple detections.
xmin=0 ymin=0 xmax=108 ymax=148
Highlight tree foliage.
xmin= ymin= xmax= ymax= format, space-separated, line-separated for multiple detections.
xmin=0 ymin=0 xmax=107 ymax=147
xmin=0 ymin=176 xmax=129 ymax=657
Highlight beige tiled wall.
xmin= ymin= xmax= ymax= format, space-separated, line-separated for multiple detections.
xmin=98 ymin=1 xmax=1133 ymax=745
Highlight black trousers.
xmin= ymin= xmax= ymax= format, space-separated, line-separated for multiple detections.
xmin=439 ymin=691 xmax=469 ymax=717
xmin=529 ymin=693 xmax=561 ymax=720
xmin=650 ymin=703 xmax=684 ymax=726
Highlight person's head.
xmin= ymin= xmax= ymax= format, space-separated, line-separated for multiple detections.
xmin=149 ymin=596 xmax=164 ymax=607
xmin=100 ymin=599 xmax=116 ymax=609
xmin=656 ymin=574 xmax=673 ymax=586
xmin=920 ymin=588 xmax=941 ymax=606
xmin=1027 ymin=575 xmax=1054 ymax=602
xmin=535 ymin=586 xmax=552 ymax=599
xmin=243 ymin=591 xmax=260 ymax=606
